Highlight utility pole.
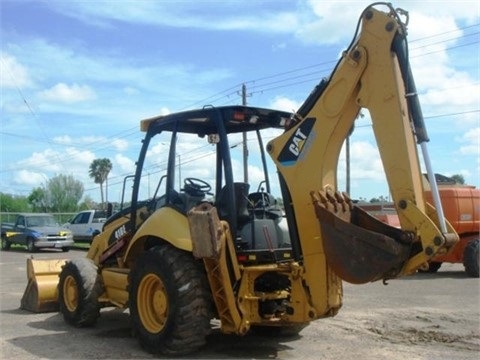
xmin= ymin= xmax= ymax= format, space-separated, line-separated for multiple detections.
xmin=241 ymin=83 xmax=248 ymax=183
xmin=105 ymin=176 xmax=108 ymax=209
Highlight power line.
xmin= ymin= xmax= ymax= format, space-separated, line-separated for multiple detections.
xmin=0 ymin=56 xmax=68 ymax=172
xmin=2 ymin=23 xmax=478 ymax=187
xmin=184 ymin=29 xmax=479 ymax=106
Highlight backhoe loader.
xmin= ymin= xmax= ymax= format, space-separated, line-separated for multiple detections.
xmin=21 ymin=3 xmax=459 ymax=355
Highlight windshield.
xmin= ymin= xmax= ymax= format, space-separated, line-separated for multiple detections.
xmin=135 ymin=127 xmax=285 ymax=206
xmin=26 ymin=216 xmax=58 ymax=227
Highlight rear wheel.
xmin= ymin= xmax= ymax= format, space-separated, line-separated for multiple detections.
xmin=463 ymin=239 xmax=479 ymax=278
xmin=58 ymin=258 xmax=102 ymax=326
xmin=129 ymin=244 xmax=212 ymax=355
xmin=1 ymin=235 xmax=11 ymax=250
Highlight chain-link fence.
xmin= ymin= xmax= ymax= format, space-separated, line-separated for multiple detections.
xmin=0 ymin=212 xmax=75 ymax=226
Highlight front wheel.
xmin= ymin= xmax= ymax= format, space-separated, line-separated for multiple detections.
xmin=27 ymin=238 xmax=37 ymax=253
xmin=463 ymin=239 xmax=479 ymax=278
xmin=129 ymin=244 xmax=212 ymax=355
xmin=58 ymin=258 xmax=102 ymax=326
xmin=1 ymin=235 xmax=11 ymax=251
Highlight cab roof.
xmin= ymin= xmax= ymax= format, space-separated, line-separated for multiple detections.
xmin=140 ymin=105 xmax=293 ymax=136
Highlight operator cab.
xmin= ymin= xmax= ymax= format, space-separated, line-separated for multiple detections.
xmin=133 ymin=106 xmax=294 ymax=264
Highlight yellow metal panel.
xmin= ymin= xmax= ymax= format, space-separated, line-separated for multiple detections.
xmin=101 ymin=268 xmax=129 ymax=308
xmin=127 ymin=207 xmax=193 ymax=253
xmin=26 ymin=258 xmax=66 ymax=279
xmin=87 ymin=214 xmax=130 ymax=265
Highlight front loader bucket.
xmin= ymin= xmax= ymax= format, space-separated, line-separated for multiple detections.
xmin=313 ymin=195 xmax=413 ymax=284
xmin=20 ymin=258 xmax=66 ymax=313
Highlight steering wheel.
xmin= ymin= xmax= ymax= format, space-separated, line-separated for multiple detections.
xmin=183 ymin=177 xmax=212 ymax=197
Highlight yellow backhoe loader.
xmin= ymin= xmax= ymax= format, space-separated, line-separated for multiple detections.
xmin=21 ymin=3 xmax=458 ymax=355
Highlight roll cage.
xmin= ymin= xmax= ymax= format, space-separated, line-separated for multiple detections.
xmin=130 ymin=105 xmax=293 ymax=236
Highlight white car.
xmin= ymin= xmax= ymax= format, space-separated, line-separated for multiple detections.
xmin=63 ymin=210 xmax=106 ymax=243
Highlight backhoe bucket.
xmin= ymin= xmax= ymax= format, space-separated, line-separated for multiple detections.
xmin=20 ymin=258 xmax=66 ymax=313
xmin=313 ymin=198 xmax=413 ymax=284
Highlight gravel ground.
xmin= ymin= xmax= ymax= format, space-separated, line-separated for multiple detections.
xmin=0 ymin=248 xmax=478 ymax=359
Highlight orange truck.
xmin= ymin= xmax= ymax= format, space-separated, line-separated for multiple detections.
xmin=363 ymin=174 xmax=479 ymax=277
xmin=424 ymin=175 xmax=479 ymax=276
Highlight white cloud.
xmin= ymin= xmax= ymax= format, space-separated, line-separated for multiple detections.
xmin=51 ymin=135 xmax=129 ymax=151
xmin=13 ymin=170 xmax=47 ymax=187
xmin=115 ymin=154 xmax=135 ymax=173
xmin=340 ymin=140 xmax=386 ymax=182
xmin=111 ymin=139 xmax=129 ymax=152
xmin=295 ymin=1 xmax=366 ymax=45
xmin=422 ymin=81 xmax=479 ymax=107
xmin=299 ymin=1 xmax=479 ymax=45
xmin=0 ymin=53 xmax=32 ymax=89
xmin=53 ymin=135 xmax=73 ymax=144
xmin=458 ymin=127 xmax=480 ymax=155
xmin=2 ymin=37 xmax=233 ymax=120
xmin=269 ymin=96 xmax=300 ymax=112
xmin=16 ymin=147 xmax=96 ymax=180
xmin=18 ymin=149 xmax=63 ymax=173
xmin=44 ymin=1 xmax=480 ymax=43
xmin=37 ymin=83 xmax=96 ymax=103
xmin=48 ymin=1 xmax=299 ymax=33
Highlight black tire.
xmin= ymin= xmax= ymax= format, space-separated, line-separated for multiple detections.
xmin=463 ymin=239 xmax=479 ymax=278
xmin=58 ymin=258 xmax=102 ymax=327
xmin=1 ymin=235 xmax=11 ymax=251
xmin=27 ymin=238 xmax=37 ymax=253
xmin=418 ymin=261 xmax=442 ymax=273
xmin=62 ymin=247 xmax=70 ymax=253
xmin=129 ymin=244 xmax=212 ymax=356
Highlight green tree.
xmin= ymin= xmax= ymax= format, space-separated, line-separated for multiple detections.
xmin=47 ymin=174 xmax=84 ymax=212
xmin=28 ymin=187 xmax=48 ymax=212
xmin=0 ymin=193 xmax=30 ymax=212
xmin=28 ymin=175 xmax=84 ymax=212
xmin=451 ymin=174 xmax=465 ymax=184
xmin=89 ymin=158 xmax=112 ymax=209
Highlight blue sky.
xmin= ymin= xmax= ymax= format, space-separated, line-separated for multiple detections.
xmin=1 ymin=0 xmax=479 ymax=204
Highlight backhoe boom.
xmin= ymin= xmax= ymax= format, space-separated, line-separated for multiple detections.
xmin=267 ymin=3 xmax=458 ymax=313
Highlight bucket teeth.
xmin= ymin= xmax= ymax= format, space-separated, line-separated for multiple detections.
xmin=311 ymin=189 xmax=352 ymax=221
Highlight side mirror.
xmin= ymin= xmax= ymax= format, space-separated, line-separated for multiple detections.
xmin=107 ymin=203 xmax=113 ymax=218
xmin=208 ymin=134 xmax=220 ymax=144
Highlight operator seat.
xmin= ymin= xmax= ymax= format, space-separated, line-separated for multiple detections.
xmin=216 ymin=182 xmax=250 ymax=229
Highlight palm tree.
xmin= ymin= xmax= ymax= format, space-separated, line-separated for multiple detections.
xmin=89 ymin=158 xmax=112 ymax=209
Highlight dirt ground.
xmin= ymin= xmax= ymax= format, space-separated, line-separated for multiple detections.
xmin=0 ymin=248 xmax=478 ymax=359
